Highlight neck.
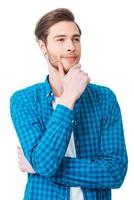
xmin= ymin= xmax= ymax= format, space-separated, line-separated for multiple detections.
xmin=48 ymin=70 xmax=63 ymax=97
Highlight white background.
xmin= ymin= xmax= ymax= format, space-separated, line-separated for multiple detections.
xmin=0 ymin=0 xmax=134 ymax=199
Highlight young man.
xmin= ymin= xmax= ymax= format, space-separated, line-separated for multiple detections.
xmin=10 ymin=8 xmax=128 ymax=200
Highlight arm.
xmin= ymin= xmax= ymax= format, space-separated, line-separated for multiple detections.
xmin=10 ymin=93 xmax=73 ymax=177
xmin=11 ymin=64 xmax=90 ymax=177
xmin=50 ymin=96 xmax=128 ymax=189
xmin=17 ymin=92 xmax=128 ymax=189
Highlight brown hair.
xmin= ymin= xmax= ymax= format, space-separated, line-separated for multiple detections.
xmin=34 ymin=8 xmax=81 ymax=43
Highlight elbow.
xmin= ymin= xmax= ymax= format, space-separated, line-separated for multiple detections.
xmin=112 ymin=159 xmax=128 ymax=189
xmin=113 ymin=177 xmax=126 ymax=189
xmin=31 ymin=156 xmax=60 ymax=177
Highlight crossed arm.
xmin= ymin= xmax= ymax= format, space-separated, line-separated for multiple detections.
xmin=18 ymin=146 xmax=127 ymax=189
xmin=12 ymin=93 xmax=128 ymax=189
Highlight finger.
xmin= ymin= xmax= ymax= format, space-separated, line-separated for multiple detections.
xmin=17 ymin=146 xmax=24 ymax=154
xmin=17 ymin=148 xmax=23 ymax=155
xmin=73 ymin=64 xmax=81 ymax=69
xmin=17 ymin=146 xmax=21 ymax=151
xmin=80 ymin=75 xmax=91 ymax=86
xmin=57 ymin=61 xmax=65 ymax=81
xmin=75 ymin=64 xmax=81 ymax=68
xmin=17 ymin=148 xmax=24 ymax=159
xmin=70 ymin=64 xmax=81 ymax=72
xmin=19 ymin=164 xmax=25 ymax=172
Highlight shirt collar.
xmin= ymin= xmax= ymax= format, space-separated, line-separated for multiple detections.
xmin=44 ymin=75 xmax=54 ymax=97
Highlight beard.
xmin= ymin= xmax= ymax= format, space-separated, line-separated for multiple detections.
xmin=46 ymin=50 xmax=60 ymax=69
xmin=45 ymin=48 xmax=80 ymax=74
xmin=46 ymin=52 xmax=69 ymax=74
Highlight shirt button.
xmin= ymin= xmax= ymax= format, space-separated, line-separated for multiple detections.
xmin=76 ymin=139 xmax=79 ymax=146
xmin=72 ymin=120 xmax=77 ymax=126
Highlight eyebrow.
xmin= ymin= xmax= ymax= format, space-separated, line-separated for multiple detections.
xmin=52 ymin=34 xmax=80 ymax=39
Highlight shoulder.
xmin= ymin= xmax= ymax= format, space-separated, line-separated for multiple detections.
xmin=84 ymin=83 xmax=121 ymax=117
xmin=85 ymin=83 xmax=117 ymax=104
xmin=10 ymin=82 xmax=46 ymax=105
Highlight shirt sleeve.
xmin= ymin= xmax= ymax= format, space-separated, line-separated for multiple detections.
xmin=50 ymin=97 xmax=128 ymax=189
xmin=10 ymin=92 xmax=73 ymax=177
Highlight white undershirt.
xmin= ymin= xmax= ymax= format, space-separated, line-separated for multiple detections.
xmin=52 ymin=97 xmax=83 ymax=200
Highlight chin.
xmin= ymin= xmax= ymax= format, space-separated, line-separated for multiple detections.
xmin=64 ymin=61 xmax=78 ymax=71
xmin=64 ymin=65 xmax=73 ymax=73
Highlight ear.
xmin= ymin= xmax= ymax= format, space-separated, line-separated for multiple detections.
xmin=37 ymin=39 xmax=47 ymax=55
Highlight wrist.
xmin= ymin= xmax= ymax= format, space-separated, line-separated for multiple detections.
xmin=59 ymin=93 xmax=76 ymax=110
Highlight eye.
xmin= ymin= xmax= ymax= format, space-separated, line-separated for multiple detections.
xmin=56 ymin=38 xmax=65 ymax=42
xmin=74 ymin=37 xmax=80 ymax=42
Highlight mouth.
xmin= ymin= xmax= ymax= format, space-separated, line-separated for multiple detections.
xmin=62 ymin=56 xmax=77 ymax=62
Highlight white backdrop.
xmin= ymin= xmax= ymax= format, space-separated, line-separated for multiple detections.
xmin=0 ymin=0 xmax=133 ymax=199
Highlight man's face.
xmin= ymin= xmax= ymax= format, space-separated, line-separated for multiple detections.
xmin=44 ymin=21 xmax=81 ymax=73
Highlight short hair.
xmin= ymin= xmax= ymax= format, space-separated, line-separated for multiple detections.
xmin=34 ymin=8 xmax=81 ymax=43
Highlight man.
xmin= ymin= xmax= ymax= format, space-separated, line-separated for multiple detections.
xmin=10 ymin=8 xmax=128 ymax=200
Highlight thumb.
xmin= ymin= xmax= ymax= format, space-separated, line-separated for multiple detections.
xmin=57 ymin=61 xmax=65 ymax=82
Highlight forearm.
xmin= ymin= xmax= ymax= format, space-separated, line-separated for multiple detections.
xmin=31 ymin=105 xmax=73 ymax=176
xmin=50 ymin=154 xmax=128 ymax=189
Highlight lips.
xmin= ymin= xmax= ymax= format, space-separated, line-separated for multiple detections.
xmin=62 ymin=55 xmax=77 ymax=60
xmin=62 ymin=54 xmax=77 ymax=58
xmin=63 ymin=56 xmax=76 ymax=58
xmin=63 ymin=57 xmax=77 ymax=64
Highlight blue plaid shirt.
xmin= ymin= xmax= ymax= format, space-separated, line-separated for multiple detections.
xmin=10 ymin=76 xmax=128 ymax=200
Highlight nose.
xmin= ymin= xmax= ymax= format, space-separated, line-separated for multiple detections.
xmin=66 ymin=39 xmax=75 ymax=52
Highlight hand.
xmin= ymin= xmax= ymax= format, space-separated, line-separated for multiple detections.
xmin=17 ymin=146 xmax=36 ymax=174
xmin=58 ymin=62 xmax=91 ymax=109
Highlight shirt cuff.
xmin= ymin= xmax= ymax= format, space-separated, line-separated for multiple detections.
xmin=52 ymin=104 xmax=74 ymax=127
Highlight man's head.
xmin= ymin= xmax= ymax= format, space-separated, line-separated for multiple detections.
xmin=34 ymin=8 xmax=81 ymax=72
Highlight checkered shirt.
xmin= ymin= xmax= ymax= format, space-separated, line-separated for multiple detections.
xmin=10 ymin=76 xmax=128 ymax=200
